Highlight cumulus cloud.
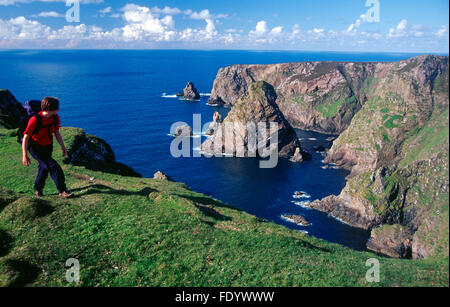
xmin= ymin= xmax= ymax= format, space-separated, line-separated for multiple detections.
xmin=248 ymin=21 xmax=283 ymax=44
xmin=435 ymin=25 xmax=448 ymax=37
xmin=35 ymin=11 xmax=64 ymax=18
xmin=388 ymin=19 xmax=408 ymax=38
xmin=120 ymin=4 xmax=176 ymax=41
xmin=99 ymin=7 xmax=112 ymax=15
xmin=151 ymin=6 xmax=181 ymax=15
xmin=346 ymin=14 xmax=367 ymax=33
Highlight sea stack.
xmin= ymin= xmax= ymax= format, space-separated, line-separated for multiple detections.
xmin=206 ymin=111 xmax=223 ymax=136
xmin=201 ymin=81 xmax=309 ymax=162
xmin=183 ymin=82 xmax=201 ymax=100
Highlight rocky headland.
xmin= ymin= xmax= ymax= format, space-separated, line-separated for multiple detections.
xmin=208 ymin=55 xmax=449 ymax=259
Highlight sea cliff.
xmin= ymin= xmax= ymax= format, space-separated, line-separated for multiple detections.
xmin=208 ymin=55 xmax=449 ymax=259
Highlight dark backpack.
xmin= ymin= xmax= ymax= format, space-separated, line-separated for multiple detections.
xmin=17 ymin=100 xmax=57 ymax=145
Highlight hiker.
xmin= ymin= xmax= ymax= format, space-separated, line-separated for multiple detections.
xmin=21 ymin=97 xmax=73 ymax=198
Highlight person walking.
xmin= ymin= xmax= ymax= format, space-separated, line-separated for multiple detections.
xmin=21 ymin=97 xmax=73 ymax=198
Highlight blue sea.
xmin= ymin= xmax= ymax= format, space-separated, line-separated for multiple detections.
xmin=0 ymin=50 xmax=425 ymax=250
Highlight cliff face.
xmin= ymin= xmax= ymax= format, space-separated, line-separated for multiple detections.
xmin=0 ymin=90 xmax=25 ymax=129
xmin=209 ymin=55 xmax=449 ymax=259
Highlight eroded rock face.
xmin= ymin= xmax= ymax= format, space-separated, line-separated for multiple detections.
xmin=201 ymin=81 xmax=309 ymax=162
xmin=366 ymin=224 xmax=412 ymax=258
xmin=208 ymin=55 xmax=449 ymax=259
xmin=174 ymin=125 xmax=193 ymax=137
xmin=0 ymin=89 xmax=25 ymax=129
xmin=183 ymin=82 xmax=200 ymax=100
xmin=206 ymin=112 xmax=223 ymax=136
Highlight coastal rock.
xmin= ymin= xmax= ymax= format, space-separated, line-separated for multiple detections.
xmin=174 ymin=125 xmax=193 ymax=137
xmin=62 ymin=127 xmax=141 ymax=178
xmin=176 ymin=92 xmax=184 ymax=97
xmin=312 ymin=145 xmax=326 ymax=152
xmin=206 ymin=112 xmax=223 ymax=136
xmin=302 ymin=56 xmax=449 ymax=258
xmin=183 ymin=82 xmax=200 ymax=100
xmin=201 ymin=81 xmax=309 ymax=162
xmin=282 ymin=214 xmax=311 ymax=226
xmin=153 ymin=171 xmax=173 ymax=181
xmin=366 ymin=224 xmax=412 ymax=258
xmin=0 ymin=89 xmax=26 ymax=129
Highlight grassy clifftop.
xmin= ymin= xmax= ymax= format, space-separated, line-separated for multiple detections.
xmin=0 ymin=126 xmax=448 ymax=286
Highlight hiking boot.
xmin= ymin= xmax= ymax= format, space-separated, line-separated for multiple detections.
xmin=35 ymin=190 xmax=44 ymax=197
xmin=59 ymin=190 xmax=73 ymax=198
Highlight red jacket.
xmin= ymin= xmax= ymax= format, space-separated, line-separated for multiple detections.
xmin=24 ymin=111 xmax=61 ymax=146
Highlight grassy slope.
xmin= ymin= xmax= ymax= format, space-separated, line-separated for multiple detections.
xmin=0 ymin=126 xmax=448 ymax=287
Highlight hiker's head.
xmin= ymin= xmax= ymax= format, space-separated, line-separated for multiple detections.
xmin=41 ymin=97 xmax=59 ymax=115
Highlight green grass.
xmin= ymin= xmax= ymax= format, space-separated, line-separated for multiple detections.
xmin=315 ymin=96 xmax=356 ymax=118
xmin=0 ymin=126 xmax=448 ymax=287
xmin=400 ymin=106 xmax=449 ymax=168
xmin=383 ymin=115 xmax=403 ymax=130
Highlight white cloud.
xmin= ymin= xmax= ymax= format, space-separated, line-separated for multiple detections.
xmin=35 ymin=11 xmax=64 ymax=18
xmin=388 ymin=19 xmax=408 ymax=38
xmin=120 ymin=4 xmax=176 ymax=41
xmin=397 ymin=19 xmax=407 ymax=31
xmin=435 ymin=26 xmax=448 ymax=37
xmin=346 ymin=14 xmax=367 ymax=33
xmin=249 ymin=21 xmax=268 ymax=36
xmin=151 ymin=6 xmax=181 ymax=16
xmin=99 ymin=6 xmax=112 ymax=15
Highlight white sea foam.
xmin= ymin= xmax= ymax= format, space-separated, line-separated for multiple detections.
xmin=329 ymin=214 xmax=353 ymax=227
xmin=291 ymin=200 xmax=312 ymax=209
xmin=200 ymin=93 xmax=212 ymax=96
xmin=161 ymin=93 xmax=179 ymax=98
xmin=308 ymin=138 xmax=317 ymax=141
xmin=292 ymin=191 xmax=311 ymax=199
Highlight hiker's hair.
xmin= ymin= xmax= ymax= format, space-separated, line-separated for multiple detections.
xmin=41 ymin=97 xmax=59 ymax=111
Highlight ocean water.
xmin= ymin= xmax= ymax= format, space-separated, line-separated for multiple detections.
xmin=0 ymin=50 xmax=424 ymax=250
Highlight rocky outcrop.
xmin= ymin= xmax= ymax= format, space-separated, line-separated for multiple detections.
xmin=201 ymin=81 xmax=309 ymax=162
xmin=206 ymin=112 xmax=223 ymax=136
xmin=153 ymin=171 xmax=173 ymax=181
xmin=209 ymin=55 xmax=449 ymax=259
xmin=366 ymin=224 xmax=412 ymax=258
xmin=174 ymin=125 xmax=193 ymax=137
xmin=62 ymin=127 xmax=142 ymax=178
xmin=282 ymin=214 xmax=311 ymax=226
xmin=0 ymin=89 xmax=25 ymax=129
xmin=183 ymin=82 xmax=200 ymax=100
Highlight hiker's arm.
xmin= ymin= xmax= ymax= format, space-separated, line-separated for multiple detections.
xmin=22 ymin=135 xmax=31 ymax=166
xmin=55 ymin=131 xmax=67 ymax=157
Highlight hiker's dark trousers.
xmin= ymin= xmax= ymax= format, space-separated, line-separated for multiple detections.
xmin=29 ymin=143 xmax=67 ymax=193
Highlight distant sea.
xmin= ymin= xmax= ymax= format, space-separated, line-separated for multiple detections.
xmin=0 ymin=50 xmax=427 ymax=250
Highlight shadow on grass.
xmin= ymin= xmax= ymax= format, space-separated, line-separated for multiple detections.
xmin=175 ymin=194 xmax=234 ymax=222
xmin=0 ymin=229 xmax=13 ymax=257
xmin=69 ymin=184 xmax=158 ymax=198
xmin=4 ymin=259 xmax=40 ymax=287
xmin=292 ymin=237 xmax=332 ymax=253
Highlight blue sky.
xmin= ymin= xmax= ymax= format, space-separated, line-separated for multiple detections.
xmin=0 ymin=0 xmax=448 ymax=52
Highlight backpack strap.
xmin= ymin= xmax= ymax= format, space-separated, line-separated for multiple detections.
xmin=32 ymin=114 xmax=43 ymax=136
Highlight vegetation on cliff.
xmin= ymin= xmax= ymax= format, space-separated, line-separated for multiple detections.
xmin=0 ymin=124 xmax=448 ymax=286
